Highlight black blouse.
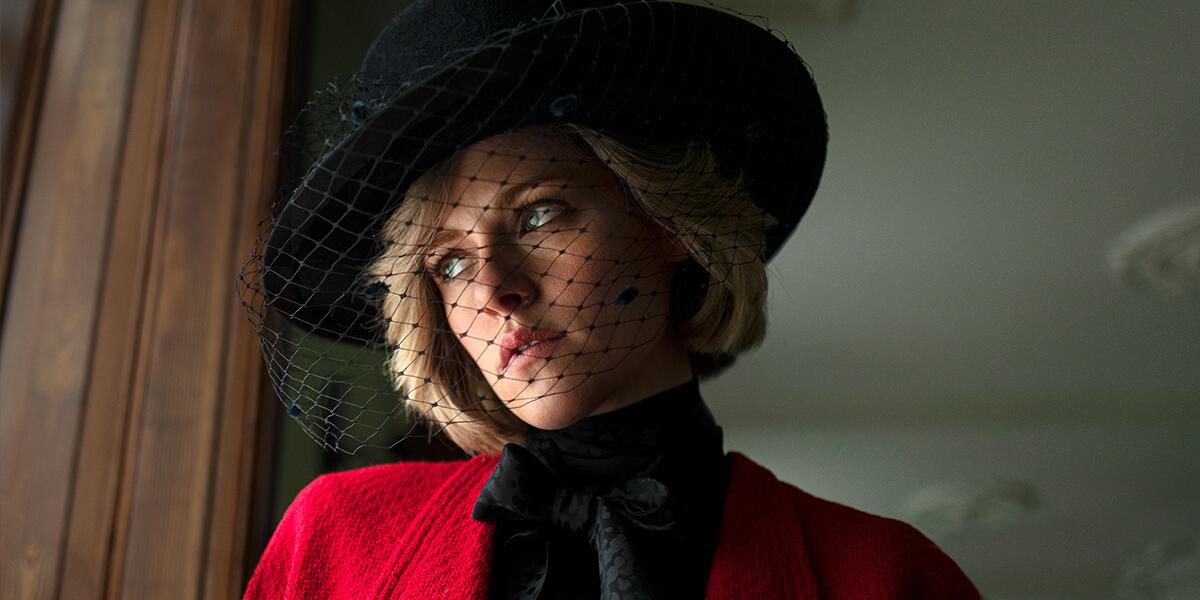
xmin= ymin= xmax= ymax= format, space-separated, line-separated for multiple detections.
xmin=472 ymin=376 xmax=730 ymax=600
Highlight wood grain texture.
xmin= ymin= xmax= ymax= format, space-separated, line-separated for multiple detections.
xmin=1 ymin=0 xmax=60 ymax=318
xmin=107 ymin=0 xmax=292 ymax=596
xmin=58 ymin=0 xmax=177 ymax=595
xmin=0 ymin=0 xmax=145 ymax=597
xmin=201 ymin=1 xmax=291 ymax=597
xmin=0 ymin=0 xmax=291 ymax=597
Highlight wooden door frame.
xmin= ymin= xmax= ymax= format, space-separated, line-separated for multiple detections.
xmin=0 ymin=0 xmax=293 ymax=597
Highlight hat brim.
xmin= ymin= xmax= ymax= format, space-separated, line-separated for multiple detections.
xmin=261 ymin=1 xmax=827 ymax=343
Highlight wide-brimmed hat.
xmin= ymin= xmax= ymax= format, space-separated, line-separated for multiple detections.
xmin=258 ymin=0 xmax=826 ymax=343
xmin=238 ymin=0 xmax=827 ymax=452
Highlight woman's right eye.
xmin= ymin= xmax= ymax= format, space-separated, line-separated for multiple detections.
xmin=438 ymin=256 xmax=468 ymax=280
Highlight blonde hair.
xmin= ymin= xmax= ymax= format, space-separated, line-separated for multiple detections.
xmin=366 ymin=125 xmax=775 ymax=455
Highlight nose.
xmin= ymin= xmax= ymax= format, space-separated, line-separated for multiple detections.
xmin=470 ymin=249 xmax=538 ymax=319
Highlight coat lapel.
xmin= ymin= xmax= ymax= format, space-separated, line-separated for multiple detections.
xmin=705 ymin=452 xmax=820 ymax=599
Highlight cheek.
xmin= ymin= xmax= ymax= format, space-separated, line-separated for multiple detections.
xmin=442 ymin=297 xmax=470 ymax=333
xmin=535 ymin=233 xmax=673 ymax=329
xmin=442 ymin=303 xmax=498 ymax=361
xmin=546 ymin=221 xmax=668 ymax=284
xmin=550 ymin=266 xmax=674 ymax=348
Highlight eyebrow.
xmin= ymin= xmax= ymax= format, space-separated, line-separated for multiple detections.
xmin=426 ymin=177 xmax=568 ymax=248
xmin=496 ymin=179 xmax=552 ymax=209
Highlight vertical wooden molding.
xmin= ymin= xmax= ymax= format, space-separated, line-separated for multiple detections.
xmin=58 ymin=0 xmax=178 ymax=595
xmin=202 ymin=0 xmax=291 ymax=596
xmin=0 ymin=0 xmax=147 ymax=597
xmin=108 ymin=0 xmax=293 ymax=596
xmin=1 ymin=0 xmax=61 ymax=324
xmin=0 ymin=0 xmax=291 ymax=597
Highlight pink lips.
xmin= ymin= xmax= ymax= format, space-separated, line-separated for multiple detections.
xmin=498 ymin=326 xmax=564 ymax=372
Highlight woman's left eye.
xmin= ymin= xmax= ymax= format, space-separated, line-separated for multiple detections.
xmin=520 ymin=200 xmax=566 ymax=233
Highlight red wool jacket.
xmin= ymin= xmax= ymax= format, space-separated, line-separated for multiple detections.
xmin=244 ymin=452 xmax=980 ymax=599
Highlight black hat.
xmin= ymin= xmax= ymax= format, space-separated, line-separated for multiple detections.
xmin=253 ymin=0 xmax=828 ymax=345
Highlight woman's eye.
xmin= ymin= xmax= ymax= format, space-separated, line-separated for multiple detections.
xmin=438 ymin=256 xmax=467 ymax=280
xmin=521 ymin=200 xmax=565 ymax=233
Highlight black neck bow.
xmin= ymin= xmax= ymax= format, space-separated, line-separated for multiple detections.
xmin=473 ymin=443 xmax=682 ymax=599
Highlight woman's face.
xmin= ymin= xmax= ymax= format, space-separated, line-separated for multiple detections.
xmin=423 ymin=129 xmax=691 ymax=430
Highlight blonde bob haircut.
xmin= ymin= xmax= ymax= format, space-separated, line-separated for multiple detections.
xmin=366 ymin=124 xmax=776 ymax=455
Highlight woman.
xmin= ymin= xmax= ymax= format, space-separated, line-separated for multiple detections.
xmin=241 ymin=1 xmax=981 ymax=598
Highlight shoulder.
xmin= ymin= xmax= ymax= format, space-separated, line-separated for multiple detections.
xmin=271 ymin=455 xmax=499 ymax=554
xmin=727 ymin=453 xmax=980 ymax=598
xmin=791 ymin=485 xmax=980 ymax=597
xmin=786 ymin=481 xmax=935 ymax=558
xmin=291 ymin=454 xmax=499 ymax=526
xmin=270 ymin=453 xmax=499 ymax=566
xmin=728 ymin=452 xmax=924 ymax=546
xmin=245 ymin=456 xmax=500 ymax=598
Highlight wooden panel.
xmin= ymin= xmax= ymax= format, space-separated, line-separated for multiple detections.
xmin=107 ymin=0 xmax=292 ymax=596
xmin=1 ymin=0 xmax=59 ymax=316
xmin=0 ymin=0 xmax=145 ymax=597
xmin=0 ymin=0 xmax=37 ymax=136
xmin=0 ymin=0 xmax=291 ymax=596
xmin=57 ymin=0 xmax=181 ymax=595
xmin=203 ymin=0 xmax=290 ymax=597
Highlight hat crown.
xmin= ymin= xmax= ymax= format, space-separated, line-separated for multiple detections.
xmin=360 ymin=0 xmax=626 ymax=92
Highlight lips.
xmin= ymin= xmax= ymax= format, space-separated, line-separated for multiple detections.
xmin=498 ymin=326 xmax=565 ymax=371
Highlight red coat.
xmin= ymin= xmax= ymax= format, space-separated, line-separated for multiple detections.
xmin=244 ymin=452 xmax=980 ymax=599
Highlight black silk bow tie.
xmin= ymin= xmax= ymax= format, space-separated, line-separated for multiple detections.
xmin=472 ymin=443 xmax=682 ymax=599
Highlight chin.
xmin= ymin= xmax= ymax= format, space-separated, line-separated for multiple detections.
xmin=484 ymin=347 xmax=655 ymax=430
xmin=504 ymin=389 xmax=599 ymax=430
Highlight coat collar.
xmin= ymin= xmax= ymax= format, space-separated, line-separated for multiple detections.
xmin=373 ymin=452 xmax=819 ymax=599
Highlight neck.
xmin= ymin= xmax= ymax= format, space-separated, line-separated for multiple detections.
xmin=523 ymin=374 xmax=719 ymax=487
xmin=586 ymin=330 xmax=694 ymax=418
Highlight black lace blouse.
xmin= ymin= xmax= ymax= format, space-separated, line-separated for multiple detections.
xmin=472 ymin=376 xmax=730 ymax=599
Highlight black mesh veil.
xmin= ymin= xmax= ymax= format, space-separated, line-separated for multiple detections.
xmin=236 ymin=0 xmax=827 ymax=455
